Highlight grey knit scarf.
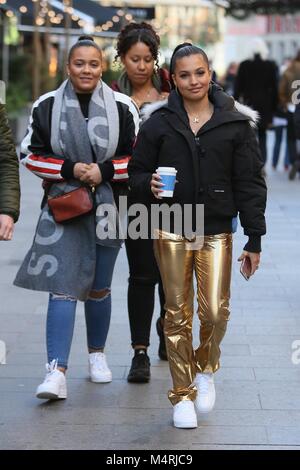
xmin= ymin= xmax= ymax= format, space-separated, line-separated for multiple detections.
xmin=14 ymin=80 xmax=122 ymax=301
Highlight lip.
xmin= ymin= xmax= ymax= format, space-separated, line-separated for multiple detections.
xmin=79 ymin=77 xmax=93 ymax=81
xmin=188 ymin=87 xmax=202 ymax=92
xmin=134 ymin=74 xmax=148 ymax=79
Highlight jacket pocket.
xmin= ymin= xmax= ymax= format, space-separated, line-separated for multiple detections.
xmin=204 ymin=185 xmax=237 ymax=218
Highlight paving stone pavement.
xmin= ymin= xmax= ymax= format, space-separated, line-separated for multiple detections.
xmin=1 ymin=141 xmax=300 ymax=450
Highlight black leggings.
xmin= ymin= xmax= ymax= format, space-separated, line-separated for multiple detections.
xmin=125 ymin=236 xmax=166 ymax=347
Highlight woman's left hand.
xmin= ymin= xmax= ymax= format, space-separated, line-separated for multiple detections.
xmin=238 ymin=251 xmax=261 ymax=276
xmin=80 ymin=163 xmax=102 ymax=186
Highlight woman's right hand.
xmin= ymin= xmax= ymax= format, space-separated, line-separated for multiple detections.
xmin=74 ymin=163 xmax=90 ymax=180
xmin=150 ymin=173 xmax=164 ymax=199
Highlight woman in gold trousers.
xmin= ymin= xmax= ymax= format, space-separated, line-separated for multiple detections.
xmin=128 ymin=43 xmax=267 ymax=428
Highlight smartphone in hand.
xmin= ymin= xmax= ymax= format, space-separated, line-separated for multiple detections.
xmin=240 ymin=256 xmax=252 ymax=281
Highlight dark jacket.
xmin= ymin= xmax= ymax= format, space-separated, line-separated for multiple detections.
xmin=234 ymin=54 xmax=278 ymax=129
xmin=128 ymin=88 xmax=267 ymax=253
xmin=0 ymin=104 xmax=20 ymax=222
xmin=20 ymin=88 xmax=138 ymax=185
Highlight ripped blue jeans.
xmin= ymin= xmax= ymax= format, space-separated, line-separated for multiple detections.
xmin=46 ymin=244 xmax=120 ymax=368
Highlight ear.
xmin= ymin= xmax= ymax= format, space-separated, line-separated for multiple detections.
xmin=171 ymin=74 xmax=176 ymax=88
xmin=66 ymin=64 xmax=70 ymax=76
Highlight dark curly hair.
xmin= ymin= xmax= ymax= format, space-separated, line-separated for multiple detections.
xmin=115 ymin=22 xmax=160 ymax=69
xmin=68 ymin=35 xmax=102 ymax=62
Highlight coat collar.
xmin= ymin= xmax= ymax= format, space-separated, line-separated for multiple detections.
xmin=141 ymin=83 xmax=259 ymax=131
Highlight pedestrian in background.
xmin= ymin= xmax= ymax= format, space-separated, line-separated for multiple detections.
xmin=294 ymin=102 xmax=300 ymax=139
xmin=222 ymin=61 xmax=238 ymax=96
xmin=235 ymin=38 xmax=278 ymax=169
xmin=112 ymin=22 xmax=171 ymax=383
xmin=129 ymin=43 xmax=266 ymax=428
xmin=279 ymin=50 xmax=300 ymax=180
xmin=14 ymin=36 xmax=138 ymax=400
xmin=0 ymin=104 xmax=20 ymax=241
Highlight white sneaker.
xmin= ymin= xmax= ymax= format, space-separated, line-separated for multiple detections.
xmin=173 ymin=400 xmax=198 ymax=429
xmin=194 ymin=372 xmax=216 ymax=413
xmin=36 ymin=359 xmax=67 ymax=400
xmin=89 ymin=352 xmax=112 ymax=383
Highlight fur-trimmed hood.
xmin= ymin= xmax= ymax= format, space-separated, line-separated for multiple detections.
xmin=140 ymin=84 xmax=259 ymax=128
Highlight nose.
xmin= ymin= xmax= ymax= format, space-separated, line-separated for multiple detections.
xmin=137 ymin=60 xmax=146 ymax=71
xmin=82 ymin=64 xmax=91 ymax=73
xmin=190 ymin=74 xmax=198 ymax=85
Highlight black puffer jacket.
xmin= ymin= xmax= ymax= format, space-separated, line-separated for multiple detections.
xmin=128 ymin=87 xmax=267 ymax=253
xmin=0 ymin=105 xmax=20 ymax=222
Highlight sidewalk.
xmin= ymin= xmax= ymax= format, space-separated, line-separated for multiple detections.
xmin=1 ymin=155 xmax=300 ymax=450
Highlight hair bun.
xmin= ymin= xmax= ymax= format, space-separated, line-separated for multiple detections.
xmin=172 ymin=42 xmax=193 ymax=56
xmin=78 ymin=35 xmax=94 ymax=42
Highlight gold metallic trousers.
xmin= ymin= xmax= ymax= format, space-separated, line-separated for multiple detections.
xmin=154 ymin=231 xmax=232 ymax=405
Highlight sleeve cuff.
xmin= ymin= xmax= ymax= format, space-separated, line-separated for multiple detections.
xmin=243 ymin=236 xmax=262 ymax=253
xmin=61 ymin=160 xmax=75 ymax=180
xmin=0 ymin=211 xmax=18 ymax=223
xmin=98 ymin=162 xmax=114 ymax=182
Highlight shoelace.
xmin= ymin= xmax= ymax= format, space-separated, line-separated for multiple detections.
xmin=93 ymin=353 xmax=107 ymax=371
xmin=44 ymin=359 xmax=59 ymax=381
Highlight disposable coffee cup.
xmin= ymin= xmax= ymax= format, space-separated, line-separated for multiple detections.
xmin=156 ymin=167 xmax=177 ymax=197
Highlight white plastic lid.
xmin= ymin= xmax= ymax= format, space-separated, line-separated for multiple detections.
xmin=157 ymin=167 xmax=177 ymax=174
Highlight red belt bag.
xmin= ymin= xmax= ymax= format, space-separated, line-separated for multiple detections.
xmin=48 ymin=186 xmax=95 ymax=223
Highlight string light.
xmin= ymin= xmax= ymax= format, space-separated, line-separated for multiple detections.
xmin=36 ymin=17 xmax=45 ymax=26
xmin=0 ymin=2 xmax=152 ymax=36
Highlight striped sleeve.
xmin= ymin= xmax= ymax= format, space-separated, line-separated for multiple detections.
xmin=111 ymin=92 xmax=139 ymax=183
xmin=111 ymin=156 xmax=131 ymax=182
xmin=20 ymin=91 xmax=65 ymax=182
xmin=21 ymin=154 xmax=65 ymax=181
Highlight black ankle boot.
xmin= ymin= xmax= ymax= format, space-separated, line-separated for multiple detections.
xmin=289 ymin=161 xmax=300 ymax=180
xmin=127 ymin=350 xmax=150 ymax=383
xmin=156 ymin=318 xmax=168 ymax=361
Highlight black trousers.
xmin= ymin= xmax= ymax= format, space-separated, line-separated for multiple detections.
xmin=287 ymin=111 xmax=299 ymax=165
xmin=125 ymin=236 xmax=166 ymax=347
xmin=258 ymin=126 xmax=267 ymax=165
